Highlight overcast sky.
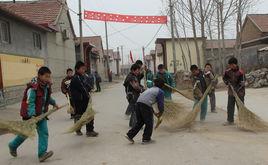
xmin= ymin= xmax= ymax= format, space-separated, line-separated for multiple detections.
xmin=1 ymin=0 xmax=268 ymax=62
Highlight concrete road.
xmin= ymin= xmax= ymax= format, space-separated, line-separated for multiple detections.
xmin=0 ymin=83 xmax=268 ymax=165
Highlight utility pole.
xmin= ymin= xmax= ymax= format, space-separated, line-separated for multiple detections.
xmin=121 ymin=45 xmax=124 ymax=76
xmin=142 ymin=46 xmax=145 ymax=65
xmin=169 ymin=0 xmax=177 ymax=73
xmin=78 ymin=0 xmax=84 ymax=62
xmin=105 ymin=21 xmax=111 ymax=82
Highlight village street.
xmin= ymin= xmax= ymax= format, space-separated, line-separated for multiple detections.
xmin=0 ymin=82 xmax=268 ymax=165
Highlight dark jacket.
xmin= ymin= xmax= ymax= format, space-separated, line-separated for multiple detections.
xmin=191 ymin=70 xmax=210 ymax=100
xmin=61 ymin=76 xmax=72 ymax=95
xmin=123 ymin=72 xmax=143 ymax=103
xmin=223 ymin=67 xmax=245 ymax=97
xmin=70 ymin=73 xmax=92 ymax=115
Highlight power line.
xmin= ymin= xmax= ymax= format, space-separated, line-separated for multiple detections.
xmin=109 ymin=23 xmax=142 ymax=47
xmin=144 ymin=24 xmax=164 ymax=49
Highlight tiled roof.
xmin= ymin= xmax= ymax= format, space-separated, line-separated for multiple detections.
xmin=206 ymin=39 xmax=236 ymax=49
xmin=0 ymin=0 xmax=61 ymax=31
xmin=247 ymin=14 xmax=268 ymax=33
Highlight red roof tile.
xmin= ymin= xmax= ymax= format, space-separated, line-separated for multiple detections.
xmin=247 ymin=14 xmax=268 ymax=33
xmin=0 ymin=0 xmax=61 ymax=30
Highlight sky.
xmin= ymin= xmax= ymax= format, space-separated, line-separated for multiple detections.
xmin=1 ymin=0 xmax=268 ymax=63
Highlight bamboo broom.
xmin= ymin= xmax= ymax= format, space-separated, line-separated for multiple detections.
xmin=230 ymin=85 xmax=268 ymax=132
xmin=0 ymin=104 xmax=67 ymax=138
xmin=64 ymin=97 xmax=96 ymax=133
xmin=164 ymin=84 xmax=194 ymax=101
xmin=66 ymin=93 xmax=74 ymax=114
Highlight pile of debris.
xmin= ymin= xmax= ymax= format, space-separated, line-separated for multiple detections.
xmin=246 ymin=68 xmax=268 ymax=88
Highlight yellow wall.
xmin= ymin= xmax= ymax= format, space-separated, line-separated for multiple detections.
xmin=0 ymin=54 xmax=44 ymax=87
xmin=165 ymin=39 xmax=204 ymax=72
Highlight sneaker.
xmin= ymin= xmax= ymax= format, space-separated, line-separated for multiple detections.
xmin=8 ymin=145 xmax=17 ymax=157
xmin=86 ymin=131 xmax=99 ymax=137
xmin=76 ymin=131 xmax=83 ymax=136
xmin=223 ymin=121 xmax=235 ymax=126
xmin=142 ymin=139 xmax=155 ymax=145
xmin=39 ymin=151 xmax=53 ymax=162
xmin=125 ymin=135 xmax=134 ymax=144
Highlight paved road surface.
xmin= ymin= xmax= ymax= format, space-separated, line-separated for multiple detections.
xmin=0 ymin=83 xmax=268 ymax=165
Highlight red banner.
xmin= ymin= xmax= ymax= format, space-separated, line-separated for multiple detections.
xmin=84 ymin=10 xmax=167 ymax=24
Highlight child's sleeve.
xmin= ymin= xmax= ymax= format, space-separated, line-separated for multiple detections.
xmin=27 ymin=88 xmax=36 ymax=117
xmin=49 ymin=97 xmax=56 ymax=106
xmin=156 ymin=89 xmax=165 ymax=114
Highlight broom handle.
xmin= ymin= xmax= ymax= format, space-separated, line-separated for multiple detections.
xmin=195 ymin=75 xmax=219 ymax=105
xmin=229 ymin=85 xmax=244 ymax=107
xmin=33 ymin=104 xmax=68 ymax=122
xmin=164 ymin=83 xmax=193 ymax=100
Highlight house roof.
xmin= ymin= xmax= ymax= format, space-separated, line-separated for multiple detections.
xmin=246 ymin=14 xmax=268 ymax=33
xmin=0 ymin=0 xmax=62 ymax=31
xmin=155 ymin=37 xmax=205 ymax=44
xmin=206 ymin=39 xmax=236 ymax=49
xmin=77 ymin=36 xmax=104 ymax=55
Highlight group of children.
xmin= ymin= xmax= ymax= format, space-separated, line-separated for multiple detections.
xmin=190 ymin=57 xmax=245 ymax=125
xmin=6 ymin=56 xmax=246 ymax=162
xmin=8 ymin=61 xmax=99 ymax=162
xmin=124 ymin=57 xmax=246 ymax=144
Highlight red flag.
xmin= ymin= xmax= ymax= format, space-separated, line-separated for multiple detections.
xmin=130 ymin=51 xmax=134 ymax=63
xmin=84 ymin=10 xmax=167 ymax=24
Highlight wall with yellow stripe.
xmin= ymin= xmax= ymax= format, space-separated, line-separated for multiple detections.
xmin=0 ymin=54 xmax=44 ymax=87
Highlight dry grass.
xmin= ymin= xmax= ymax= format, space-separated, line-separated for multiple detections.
xmin=66 ymin=94 xmax=74 ymax=114
xmin=164 ymin=84 xmax=194 ymax=101
xmin=230 ymin=86 xmax=268 ymax=132
xmin=65 ymin=98 xmax=95 ymax=134
xmin=0 ymin=105 xmax=67 ymax=137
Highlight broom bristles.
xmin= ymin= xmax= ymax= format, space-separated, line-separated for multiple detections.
xmin=0 ymin=104 xmax=67 ymax=137
xmin=162 ymin=76 xmax=217 ymax=129
xmin=65 ymin=98 xmax=95 ymax=134
xmin=230 ymin=86 xmax=268 ymax=132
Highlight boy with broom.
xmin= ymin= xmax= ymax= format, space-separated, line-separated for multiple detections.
xmin=8 ymin=67 xmax=59 ymax=162
xmin=223 ymin=57 xmax=245 ymax=126
xmin=125 ymin=78 xmax=165 ymax=144
xmin=190 ymin=65 xmax=213 ymax=121
xmin=123 ymin=64 xmax=144 ymax=127
xmin=156 ymin=64 xmax=175 ymax=100
xmin=70 ymin=61 xmax=98 ymax=137
xmin=61 ymin=68 xmax=74 ymax=119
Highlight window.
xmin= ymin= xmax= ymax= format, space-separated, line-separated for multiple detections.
xmin=0 ymin=20 xmax=11 ymax=43
xmin=33 ymin=32 xmax=41 ymax=49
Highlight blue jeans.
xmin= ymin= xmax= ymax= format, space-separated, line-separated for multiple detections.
xmin=9 ymin=119 xmax=48 ymax=157
xmin=194 ymin=96 xmax=208 ymax=121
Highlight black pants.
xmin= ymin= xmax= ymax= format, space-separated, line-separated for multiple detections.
xmin=74 ymin=116 xmax=94 ymax=133
xmin=73 ymin=98 xmax=94 ymax=133
xmin=96 ymin=82 xmax=101 ymax=92
xmin=227 ymin=95 xmax=244 ymax=122
xmin=127 ymin=102 xmax=153 ymax=141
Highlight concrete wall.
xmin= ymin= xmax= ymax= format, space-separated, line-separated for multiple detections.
xmin=241 ymin=44 xmax=268 ymax=72
xmin=0 ymin=14 xmax=47 ymax=105
xmin=165 ymin=39 xmax=204 ymax=73
xmin=46 ymin=8 xmax=76 ymax=91
xmin=0 ymin=14 xmax=47 ymax=59
xmin=206 ymin=48 xmax=235 ymax=74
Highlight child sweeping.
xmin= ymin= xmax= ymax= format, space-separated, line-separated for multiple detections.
xmin=61 ymin=68 xmax=74 ymax=119
xmin=125 ymin=78 xmax=165 ymax=144
xmin=223 ymin=57 xmax=245 ymax=126
xmin=8 ymin=67 xmax=59 ymax=162
xmin=70 ymin=61 xmax=98 ymax=137
xmin=190 ymin=65 xmax=213 ymax=122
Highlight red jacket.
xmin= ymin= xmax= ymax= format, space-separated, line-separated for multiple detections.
xmin=20 ymin=81 xmax=52 ymax=119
